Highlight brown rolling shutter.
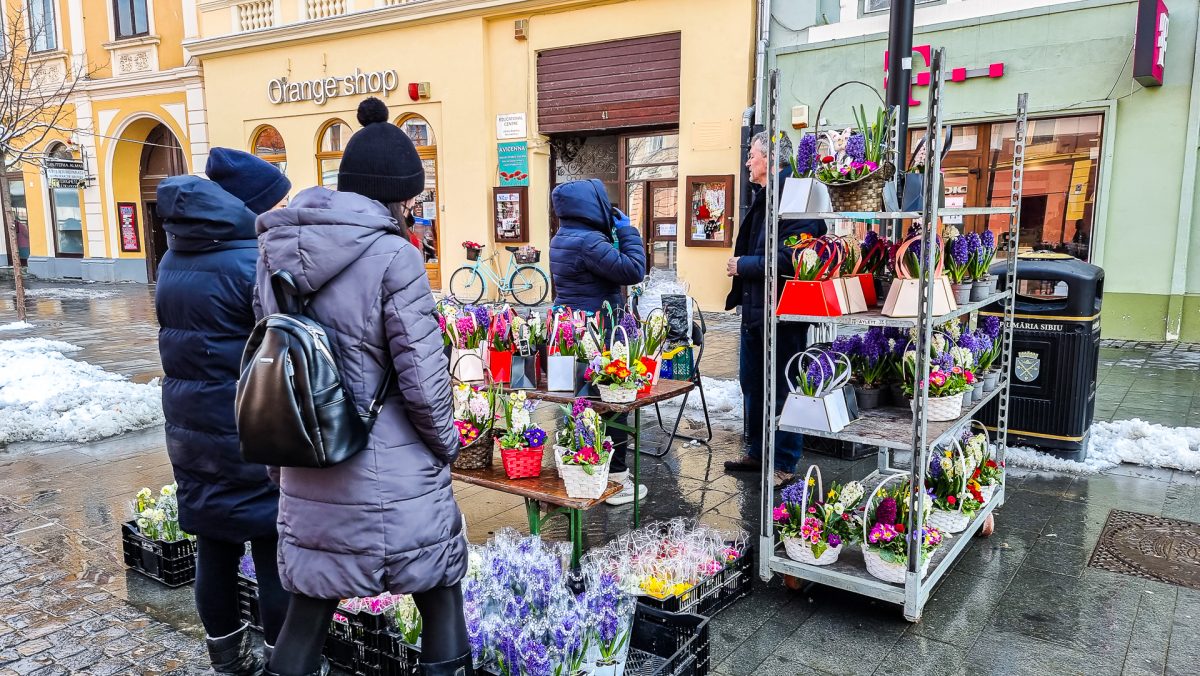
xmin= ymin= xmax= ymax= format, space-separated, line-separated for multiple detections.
xmin=537 ymin=33 xmax=681 ymax=134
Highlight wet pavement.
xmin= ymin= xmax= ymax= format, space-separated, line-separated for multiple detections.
xmin=1 ymin=280 xmax=1198 ymax=676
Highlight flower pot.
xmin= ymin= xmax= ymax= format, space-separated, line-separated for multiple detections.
xmin=853 ymin=384 xmax=883 ymax=410
xmin=452 ymin=428 xmax=494 ymax=470
xmin=598 ymin=384 xmax=637 ymax=404
xmin=913 ymin=393 xmax=964 ymax=422
xmin=970 ymin=277 xmax=993 ymax=302
xmin=984 ymin=275 xmax=999 ymax=296
xmin=782 ymin=537 xmax=842 ymax=566
xmin=982 ymin=369 xmax=1001 ymax=392
xmin=928 ymin=507 xmax=971 ymax=534
xmin=874 ymin=277 xmax=891 ymax=307
xmin=499 ymin=445 xmax=544 ymax=480
xmin=862 ymin=546 xmax=931 ymax=584
xmin=560 ymin=463 xmax=610 ymax=500
xmin=889 ymin=383 xmax=907 ymax=407
xmin=951 ymin=282 xmax=973 ymax=305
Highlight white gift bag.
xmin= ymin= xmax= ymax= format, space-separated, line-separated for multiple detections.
xmin=450 ymin=348 xmax=485 ymax=382
xmin=780 ymin=176 xmax=832 ymax=216
xmin=547 ymin=355 xmax=576 ymax=392
xmin=779 ymin=350 xmax=855 ymax=433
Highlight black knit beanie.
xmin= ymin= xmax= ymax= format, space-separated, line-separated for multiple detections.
xmin=337 ymin=98 xmax=424 ymax=203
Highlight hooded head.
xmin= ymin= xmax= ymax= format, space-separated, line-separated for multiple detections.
xmin=337 ymin=97 xmax=425 ymax=203
xmin=204 ymin=147 xmax=291 ymax=215
xmin=550 ymin=179 xmax=615 ymax=238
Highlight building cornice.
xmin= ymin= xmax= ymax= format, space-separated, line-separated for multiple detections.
xmin=185 ymin=0 xmax=622 ymax=57
xmin=75 ymin=66 xmax=205 ymax=99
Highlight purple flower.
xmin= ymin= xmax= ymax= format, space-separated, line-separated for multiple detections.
xmin=950 ymin=236 xmax=969 ymax=267
xmin=935 ymin=351 xmax=954 ymax=372
xmin=519 ymin=634 xmax=553 ymax=676
xmin=571 ymin=398 xmax=592 ymax=417
xmin=875 ymin=497 xmax=897 ymax=526
xmin=467 ymin=305 xmax=490 ymax=331
xmin=796 ymin=135 xmax=817 ymax=175
xmin=832 ymin=334 xmax=860 ymax=356
xmin=618 ymin=312 xmax=640 ymax=341
xmin=846 ymin=133 xmax=866 ymax=163
xmin=958 ymin=332 xmax=980 ymax=354
xmin=863 ymin=230 xmax=879 ymax=250
xmin=981 ymin=230 xmax=996 ymax=252
xmin=966 ymin=233 xmax=982 ymax=257
xmin=804 ymin=356 xmax=830 ymax=390
xmin=465 ymin=608 xmax=484 ymax=662
xmin=238 ymin=554 xmax=256 ymax=579
xmin=828 ymin=533 xmax=842 ymax=548
xmin=929 ymin=455 xmax=943 ymax=479
xmin=523 ymin=428 xmax=547 ymax=448
xmin=982 ymin=316 xmax=1002 ymax=339
xmin=781 ymin=481 xmax=807 ymax=506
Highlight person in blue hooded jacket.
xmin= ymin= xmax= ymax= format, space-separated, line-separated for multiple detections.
xmin=549 ymin=179 xmax=647 ymax=505
xmin=155 ymin=148 xmax=291 ymax=675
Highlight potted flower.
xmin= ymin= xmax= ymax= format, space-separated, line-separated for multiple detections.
xmin=487 ymin=309 xmax=517 ymax=382
xmin=774 ymin=472 xmax=864 ymax=566
xmin=902 ymin=346 xmax=974 ymax=422
xmin=446 ymin=305 xmax=490 ymax=382
xmin=452 ymin=382 xmax=498 ymax=470
xmin=496 ymin=391 xmax=545 ymax=480
xmin=926 ymin=446 xmax=984 ymax=533
xmin=462 ymin=240 xmax=484 ymax=261
xmin=861 ymin=476 xmax=943 ymax=584
xmin=812 ymin=106 xmax=894 ymax=213
xmin=834 ymin=331 xmax=887 ymax=409
xmin=585 ymin=350 xmax=642 ymax=404
xmin=943 ymin=227 xmax=972 ymax=304
xmin=557 ymin=399 xmax=614 ymax=499
xmin=975 ymin=316 xmax=1003 ymax=392
xmin=967 ymin=231 xmax=998 ymax=301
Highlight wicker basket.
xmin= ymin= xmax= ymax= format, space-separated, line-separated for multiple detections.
xmin=821 ymin=162 xmax=896 ymax=213
xmin=598 ymin=384 xmax=638 ymax=403
xmin=452 ymin=428 xmax=494 ymax=470
xmin=552 ymin=444 xmax=567 ymax=478
xmin=862 ymin=546 xmax=930 ymax=584
xmin=913 ymin=393 xmax=964 ymax=422
xmin=928 ymin=508 xmax=971 ymax=534
xmin=500 ymin=446 xmax=544 ymax=480
xmin=561 ymin=463 xmax=610 ymax=500
xmin=466 ymin=247 xmax=481 ymax=261
xmin=782 ymin=537 xmax=842 ymax=566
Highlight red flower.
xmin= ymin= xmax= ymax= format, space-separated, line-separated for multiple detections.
xmin=947 ymin=495 xmax=957 ymax=505
xmin=970 ymin=487 xmax=984 ymax=503
xmin=821 ymin=155 xmax=835 ymax=163
xmin=972 ymin=468 xmax=981 ymax=479
xmin=986 ymin=460 xmax=998 ymax=469
xmin=894 ymin=523 xmax=905 ymax=533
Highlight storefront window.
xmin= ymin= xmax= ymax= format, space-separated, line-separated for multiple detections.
xmin=252 ymin=125 xmax=287 ymax=175
xmin=396 ymin=114 xmax=440 ymax=284
xmin=624 ymin=133 xmax=679 ymax=273
xmin=46 ymin=144 xmax=83 ymax=257
xmin=5 ymin=174 xmax=29 ymax=263
xmin=317 ymin=119 xmax=349 ymax=188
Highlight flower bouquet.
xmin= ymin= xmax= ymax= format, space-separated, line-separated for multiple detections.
xmin=487 ymin=308 xmax=517 ymax=382
xmin=779 ymin=348 xmax=855 ymax=432
xmin=968 ymin=230 xmax=999 ymax=301
xmin=496 ymin=391 xmax=546 ymax=479
xmin=901 ymin=337 xmax=975 ymax=421
xmin=444 ymin=304 xmax=490 ymax=382
xmin=463 ymin=239 xmax=483 ymax=261
xmin=926 ymin=444 xmax=983 ymax=533
xmin=452 ymin=382 xmax=499 ymax=469
xmin=556 ymin=398 xmax=614 ymax=498
xmin=881 ymin=227 xmax=958 ymax=317
xmin=584 ymin=328 xmax=646 ymax=403
xmin=776 ymin=237 xmax=844 ymax=317
xmin=861 ymin=475 xmax=943 ymax=583
xmin=943 ymin=226 xmax=973 ymax=304
xmin=774 ymin=467 xmax=864 ymax=566
xmin=965 ymin=424 xmax=1004 ymax=502
xmin=811 ymin=105 xmax=895 ymax=213
xmin=122 ymin=484 xmax=197 ymax=587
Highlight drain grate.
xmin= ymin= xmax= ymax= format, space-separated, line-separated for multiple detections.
xmin=1088 ymin=510 xmax=1200 ymax=590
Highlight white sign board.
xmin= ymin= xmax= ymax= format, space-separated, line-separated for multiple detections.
xmin=944 ymin=196 xmax=965 ymax=225
xmin=496 ymin=113 xmax=527 ymax=140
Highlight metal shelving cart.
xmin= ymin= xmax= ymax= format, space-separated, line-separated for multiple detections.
xmin=757 ymin=51 xmax=1029 ymax=622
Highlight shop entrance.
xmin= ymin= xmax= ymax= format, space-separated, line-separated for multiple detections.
xmin=139 ymin=124 xmax=187 ymax=282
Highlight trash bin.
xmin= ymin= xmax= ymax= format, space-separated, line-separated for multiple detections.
xmin=978 ymin=252 xmax=1103 ymax=461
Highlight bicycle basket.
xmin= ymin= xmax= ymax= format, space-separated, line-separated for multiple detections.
xmin=515 ymin=246 xmax=540 ymax=264
xmin=466 ymin=247 xmax=482 ymax=262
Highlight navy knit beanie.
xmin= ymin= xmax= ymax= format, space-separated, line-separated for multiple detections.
xmin=205 ymin=147 xmax=291 ymax=215
xmin=337 ymin=98 xmax=424 ymax=203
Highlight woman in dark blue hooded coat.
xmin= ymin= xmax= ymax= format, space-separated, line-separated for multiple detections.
xmin=155 ymin=148 xmax=291 ymax=675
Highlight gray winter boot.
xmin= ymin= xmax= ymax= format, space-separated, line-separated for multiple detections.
xmin=206 ymin=624 xmax=264 ymax=676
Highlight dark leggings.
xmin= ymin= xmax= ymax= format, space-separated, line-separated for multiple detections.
xmin=269 ymin=583 xmax=468 ymax=675
xmin=195 ymin=535 xmax=288 ymax=646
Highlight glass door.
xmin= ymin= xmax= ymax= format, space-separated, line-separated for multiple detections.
xmin=647 ymin=180 xmax=678 ymax=272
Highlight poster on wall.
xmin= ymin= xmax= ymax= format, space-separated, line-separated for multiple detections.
xmin=497 ymin=142 xmax=530 ymax=186
xmin=493 ymin=186 xmax=529 ymax=242
xmin=685 ymin=175 xmax=733 ymax=247
xmin=117 ymin=202 xmax=141 ymax=252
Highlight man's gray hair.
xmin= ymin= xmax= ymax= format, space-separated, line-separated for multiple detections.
xmin=750 ymin=131 xmax=793 ymax=170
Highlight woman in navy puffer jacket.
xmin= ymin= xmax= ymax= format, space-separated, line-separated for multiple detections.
xmin=155 ymin=148 xmax=291 ymax=676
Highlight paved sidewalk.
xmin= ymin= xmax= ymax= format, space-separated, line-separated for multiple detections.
xmin=2 ymin=281 xmax=1198 ymax=675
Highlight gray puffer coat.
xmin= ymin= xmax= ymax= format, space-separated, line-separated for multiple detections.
xmin=254 ymin=186 xmax=466 ymax=600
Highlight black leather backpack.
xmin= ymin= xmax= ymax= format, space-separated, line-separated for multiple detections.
xmin=235 ymin=270 xmax=393 ymax=468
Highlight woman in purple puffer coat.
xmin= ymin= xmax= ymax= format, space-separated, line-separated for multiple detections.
xmin=254 ymin=98 xmax=470 ymax=676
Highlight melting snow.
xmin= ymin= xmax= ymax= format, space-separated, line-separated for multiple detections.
xmin=0 ymin=337 xmax=163 ymax=446
xmin=0 ymin=321 xmax=33 ymax=332
xmin=1007 ymin=418 xmax=1200 ymax=474
xmin=23 ymin=287 xmax=116 ymax=300
xmin=655 ymin=376 xmax=745 ymax=431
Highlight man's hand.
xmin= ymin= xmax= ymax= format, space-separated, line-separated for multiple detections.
xmin=727 ymin=257 xmax=740 ymax=277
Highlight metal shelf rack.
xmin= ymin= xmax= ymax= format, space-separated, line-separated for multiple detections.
xmin=757 ymin=50 xmax=1028 ymax=622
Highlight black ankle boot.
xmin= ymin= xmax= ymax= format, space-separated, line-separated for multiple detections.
xmin=206 ymin=624 xmax=264 ymax=676
xmin=264 ymin=657 xmax=330 ymax=676
xmin=420 ymin=653 xmax=474 ymax=676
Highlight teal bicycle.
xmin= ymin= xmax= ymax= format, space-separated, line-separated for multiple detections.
xmin=448 ymin=244 xmax=549 ymax=307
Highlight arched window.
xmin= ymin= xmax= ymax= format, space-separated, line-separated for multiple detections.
xmin=396 ymin=113 xmax=440 ymax=286
xmin=316 ymin=119 xmax=350 ymax=188
xmin=45 ymin=143 xmax=83 ymax=257
xmin=252 ymin=125 xmax=287 ymax=174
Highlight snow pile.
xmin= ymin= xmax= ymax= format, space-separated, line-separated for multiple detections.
xmin=1007 ymin=418 xmax=1200 ymax=474
xmin=0 ymin=337 xmax=163 ymax=446
xmin=656 ymin=376 xmax=744 ymax=431
xmin=23 ymin=287 xmax=116 ymax=300
xmin=0 ymin=321 xmax=33 ymax=332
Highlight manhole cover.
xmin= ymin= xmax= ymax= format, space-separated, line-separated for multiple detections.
xmin=1089 ymin=510 xmax=1200 ymax=590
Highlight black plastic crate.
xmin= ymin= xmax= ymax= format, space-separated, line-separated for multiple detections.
xmin=638 ymin=545 xmax=753 ymax=619
xmin=354 ymin=644 xmax=419 ymax=676
xmin=237 ymin=574 xmax=262 ymax=632
xmin=120 ymin=521 xmax=196 ymax=587
xmin=325 ymin=614 xmax=357 ymax=672
xmin=804 ymin=436 xmax=877 ymax=461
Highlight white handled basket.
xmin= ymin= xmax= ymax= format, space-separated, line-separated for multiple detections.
xmin=968 ymin=419 xmax=1001 ymax=499
xmin=915 ymin=392 xmax=964 ymax=422
xmin=780 ymin=465 xmax=843 ymax=566
xmin=861 ymin=473 xmax=932 ymax=584
xmin=598 ymin=384 xmax=637 ymax=403
xmin=928 ymin=439 xmax=972 ymax=534
xmin=561 ymin=463 xmax=610 ymax=500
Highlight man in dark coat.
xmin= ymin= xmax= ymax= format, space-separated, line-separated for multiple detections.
xmin=724 ymin=132 xmax=827 ymax=486
xmin=155 ymin=147 xmax=291 ymax=674
xmin=549 ymin=179 xmax=647 ymax=506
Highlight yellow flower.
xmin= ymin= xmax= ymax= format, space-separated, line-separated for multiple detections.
xmin=807 ymin=477 xmax=816 ymax=487
xmin=827 ymin=489 xmax=836 ymax=499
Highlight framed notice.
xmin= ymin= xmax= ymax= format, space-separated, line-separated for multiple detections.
xmin=493 ymin=186 xmax=528 ymax=242
xmin=117 ymin=202 xmax=141 ymax=253
xmin=685 ymin=175 xmax=733 ymax=247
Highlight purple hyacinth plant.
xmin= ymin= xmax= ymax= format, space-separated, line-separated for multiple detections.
xmin=796 ymin=134 xmax=817 ymax=176
xmin=846 ymin=133 xmax=867 ymax=164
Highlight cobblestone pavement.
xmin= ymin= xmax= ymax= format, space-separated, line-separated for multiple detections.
xmin=2 ymin=281 xmax=1199 ymax=675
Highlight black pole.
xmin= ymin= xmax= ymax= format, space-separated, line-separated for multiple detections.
xmin=886 ymin=0 xmax=916 ymax=178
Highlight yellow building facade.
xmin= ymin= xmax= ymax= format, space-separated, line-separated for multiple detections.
xmin=3 ymin=0 xmax=209 ymax=282
xmin=187 ymin=0 xmax=757 ymax=307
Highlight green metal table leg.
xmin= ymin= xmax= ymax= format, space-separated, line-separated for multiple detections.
xmin=525 ymin=498 xmax=542 ymax=535
xmin=569 ymin=509 xmax=583 ymax=567
xmin=633 ymin=408 xmax=642 ymax=527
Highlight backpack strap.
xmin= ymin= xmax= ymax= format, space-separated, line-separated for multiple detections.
xmin=271 ymin=270 xmax=305 ymax=315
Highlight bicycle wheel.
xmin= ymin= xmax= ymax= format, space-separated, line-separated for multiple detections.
xmin=448 ymin=267 xmax=486 ymax=304
xmin=508 ymin=265 xmax=549 ymax=307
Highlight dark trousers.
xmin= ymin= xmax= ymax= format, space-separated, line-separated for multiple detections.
xmin=268 ymin=583 xmax=469 ymax=675
xmin=195 ymin=535 xmax=288 ymax=646
xmin=740 ymin=323 xmax=805 ymax=473
xmin=609 ymin=415 xmax=630 ymax=474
